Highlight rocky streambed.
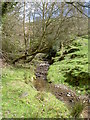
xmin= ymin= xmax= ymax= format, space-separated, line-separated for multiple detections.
xmin=33 ymin=61 xmax=89 ymax=118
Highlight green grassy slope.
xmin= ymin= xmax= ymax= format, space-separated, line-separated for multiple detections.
xmin=2 ymin=66 xmax=71 ymax=118
xmin=47 ymin=36 xmax=89 ymax=95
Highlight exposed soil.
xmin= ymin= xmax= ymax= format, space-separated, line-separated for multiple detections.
xmin=34 ymin=60 xmax=89 ymax=118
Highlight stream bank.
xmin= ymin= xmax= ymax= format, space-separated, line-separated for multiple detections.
xmin=33 ymin=60 xmax=89 ymax=118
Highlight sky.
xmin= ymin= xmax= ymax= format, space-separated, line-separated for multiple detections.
xmin=14 ymin=1 xmax=89 ymax=22
xmin=1 ymin=0 xmax=90 ymax=2
xmin=25 ymin=2 xmax=89 ymax=22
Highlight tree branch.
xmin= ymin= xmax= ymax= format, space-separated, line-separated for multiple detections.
xmin=77 ymin=2 xmax=90 ymax=8
xmin=12 ymin=46 xmax=48 ymax=64
xmin=66 ymin=2 xmax=88 ymax=17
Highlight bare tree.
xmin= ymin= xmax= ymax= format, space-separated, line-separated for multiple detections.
xmin=2 ymin=2 xmax=88 ymax=63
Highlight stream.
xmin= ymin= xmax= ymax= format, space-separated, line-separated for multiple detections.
xmin=33 ymin=60 xmax=89 ymax=118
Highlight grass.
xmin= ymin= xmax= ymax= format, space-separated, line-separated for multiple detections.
xmin=2 ymin=65 xmax=71 ymax=118
xmin=47 ymin=37 xmax=89 ymax=95
xmin=71 ymin=101 xmax=85 ymax=118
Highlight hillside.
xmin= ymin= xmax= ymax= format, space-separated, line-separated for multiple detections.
xmin=47 ymin=36 xmax=89 ymax=95
xmin=2 ymin=65 xmax=71 ymax=118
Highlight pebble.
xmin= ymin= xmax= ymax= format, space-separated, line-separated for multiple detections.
xmin=78 ymin=96 xmax=81 ymax=99
xmin=58 ymin=92 xmax=63 ymax=96
xmin=71 ymin=94 xmax=74 ymax=97
xmin=83 ymin=100 xmax=86 ymax=103
xmin=57 ymin=85 xmax=59 ymax=88
xmin=59 ymin=97 xmax=63 ymax=101
xmin=88 ymin=99 xmax=90 ymax=103
xmin=66 ymin=92 xmax=71 ymax=97
xmin=55 ymin=85 xmax=57 ymax=88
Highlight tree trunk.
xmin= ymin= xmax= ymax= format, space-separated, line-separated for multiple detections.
xmin=23 ymin=1 xmax=27 ymax=60
xmin=61 ymin=42 xmax=64 ymax=56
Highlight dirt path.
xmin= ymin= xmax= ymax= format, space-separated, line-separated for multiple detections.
xmin=34 ymin=61 xmax=89 ymax=118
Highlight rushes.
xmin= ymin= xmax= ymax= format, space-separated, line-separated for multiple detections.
xmin=71 ymin=101 xmax=85 ymax=118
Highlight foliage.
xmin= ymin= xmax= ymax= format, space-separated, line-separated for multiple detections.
xmin=2 ymin=66 xmax=71 ymax=118
xmin=1 ymin=2 xmax=18 ymax=17
xmin=2 ymin=11 xmax=24 ymax=62
xmin=47 ymin=37 xmax=89 ymax=95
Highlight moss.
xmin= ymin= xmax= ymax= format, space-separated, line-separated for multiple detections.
xmin=47 ymin=37 xmax=89 ymax=95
